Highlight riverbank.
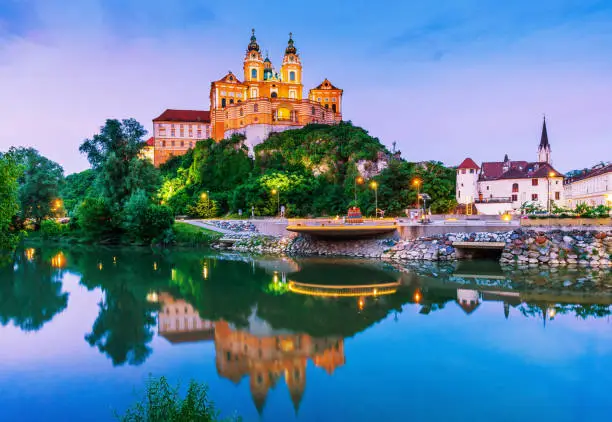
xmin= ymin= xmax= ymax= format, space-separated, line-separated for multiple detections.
xmin=215 ymin=228 xmax=612 ymax=268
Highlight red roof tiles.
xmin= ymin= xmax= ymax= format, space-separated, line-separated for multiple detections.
xmin=480 ymin=161 xmax=562 ymax=181
xmin=153 ymin=109 xmax=210 ymax=123
xmin=145 ymin=136 xmax=155 ymax=146
xmin=457 ymin=158 xmax=479 ymax=170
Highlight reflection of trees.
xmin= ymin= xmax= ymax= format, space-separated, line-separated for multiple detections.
xmin=0 ymin=250 xmax=68 ymax=331
xmin=66 ymin=248 xmax=170 ymax=366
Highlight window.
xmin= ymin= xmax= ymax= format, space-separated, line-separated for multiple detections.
xmin=180 ymin=140 xmax=184 ymax=147
xmin=532 ymin=193 xmax=538 ymax=201
xmin=197 ymin=129 xmax=202 ymax=137
xmin=229 ymin=99 xmax=234 ymax=104
xmin=458 ymin=191 xmax=461 ymax=198
xmin=555 ymin=191 xmax=561 ymax=200
xmin=311 ymin=106 xmax=315 ymax=116
xmin=271 ymin=92 xmax=278 ymax=98
xmin=332 ymin=97 xmax=337 ymax=102
xmin=512 ymin=194 xmax=518 ymax=201
xmin=162 ymin=140 xmax=166 ymax=147
xmin=512 ymin=183 xmax=519 ymax=193
xmin=254 ymin=104 xmax=258 ymax=112
xmin=251 ymin=88 xmax=258 ymax=97
xmin=171 ymin=140 xmax=175 ymax=147
xmin=325 ymin=104 xmax=329 ymax=109
xmin=289 ymin=71 xmax=296 ymax=81
xmin=239 ymin=108 xmax=243 ymax=116
xmin=461 ymin=169 xmax=466 ymax=174
xmin=486 ymin=186 xmax=489 ymax=190
xmin=251 ymin=68 xmax=257 ymax=79
xmin=221 ymin=98 xmax=226 ymax=108
xmin=332 ymin=104 xmax=337 ymax=113
xmin=170 ymin=129 xmax=175 ymax=137
xmin=469 ymin=169 xmax=474 ymax=174
xmin=317 ymin=97 xmax=321 ymax=102
xmin=325 ymin=98 xmax=329 ymax=102
xmin=532 ymin=179 xmax=539 ymax=186
xmin=289 ymin=90 xmax=296 ymax=99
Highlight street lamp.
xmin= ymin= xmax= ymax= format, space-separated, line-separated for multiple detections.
xmin=271 ymin=189 xmax=280 ymax=216
xmin=412 ymin=178 xmax=422 ymax=216
xmin=547 ymin=171 xmax=555 ymax=213
xmin=370 ymin=181 xmax=378 ymax=218
xmin=354 ymin=176 xmax=364 ymax=203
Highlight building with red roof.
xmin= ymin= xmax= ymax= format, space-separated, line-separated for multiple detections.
xmin=456 ymin=118 xmax=565 ymax=214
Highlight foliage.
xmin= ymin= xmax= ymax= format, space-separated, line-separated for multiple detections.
xmin=173 ymin=222 xmax=221 ymax=246
xmin=520 ymin=202 xmax=545 ymax=215
xmin=123 ymin=190 xmax=174 ymax=245
xmin=76 ymin=198 xmax=117 ymax=241
xmin=40 ymin=220 xmax=69 ymax=240
xmin=118 ymin=376 xmax=239 ymax=422
xmin=187 ymin=197 xmax=219 ymax=219
xmin=6 ymin=147 xmax=64 ymax=224
xmin=0 ymin=154 xmax=22 ymax=251
xmin=61 ymin=169 xmax=97 ymax=213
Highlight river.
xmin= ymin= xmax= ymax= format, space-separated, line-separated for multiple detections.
xmin=1 ymin=246 xmax=612 ymax=421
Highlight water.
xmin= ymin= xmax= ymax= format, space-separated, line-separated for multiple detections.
xmin=1 ymin=246 xmax=612 ymax=422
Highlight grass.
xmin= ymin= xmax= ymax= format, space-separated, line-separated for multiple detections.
xmin=173 ymin=222 xmax=222 ymax=246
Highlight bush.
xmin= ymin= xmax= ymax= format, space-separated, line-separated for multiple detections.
xmin=118 ymin=376 xmax=240 ymax=422
xmin=40 ymin=219 xmax=68 ymax=239
xmin=76 ymin=198 xmax=116 ymax=240
xmin=187 ymin=197 xmax=219 ymax=219
xmin=123 ymin=190 xmax=174 ymax=244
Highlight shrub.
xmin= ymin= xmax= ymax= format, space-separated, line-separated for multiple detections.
xmin=76 ymin=198 xmax=116 ymax=240
xmin=187 ymin=197 xmax=219 ymax=219
xmin=40 ymin=219 xmax=68 ymax=239
xmin=117 ymin=376 xmax=240 ymax=422
xmin=173 ymin=222 xmax=221 ymax=246
xmin=123 ymin=190 xmax=174 ymax=244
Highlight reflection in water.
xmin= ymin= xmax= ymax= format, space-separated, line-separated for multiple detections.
xmin=3 ymin=247 xmax=612 ymax=419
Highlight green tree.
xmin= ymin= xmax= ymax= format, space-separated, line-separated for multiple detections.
xmin=187 ymin=196 xmax=219 ymax=219
xmin=123 ymin=190 xmax=175 ymax=244
xmin=61 ymin=169 xmax=96 ymax=213
xmin=7 ymin=147 xmax=64 ymax=226
xmin=0 ymin=154 xmax=22 ymax=252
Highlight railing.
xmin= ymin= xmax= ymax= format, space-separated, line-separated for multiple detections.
xmin=287 ymin=217 xmax=398 ymax=227
xmin=475 ymin=197 xmax=512 ymax=204
xmin=288 ymin=280 xmax=400 ymax=298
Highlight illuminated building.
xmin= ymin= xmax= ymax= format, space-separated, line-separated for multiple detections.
xmin=456 ymin=117 xmax=564 ymax=214
xmin=563 ymin=163 xmax=612 ymax=209
xmin=149 ymin=30 xmax=343 ymax=166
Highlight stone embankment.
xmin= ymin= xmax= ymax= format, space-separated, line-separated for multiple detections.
xmin=214 ymin=229 xmax=612 ymax=268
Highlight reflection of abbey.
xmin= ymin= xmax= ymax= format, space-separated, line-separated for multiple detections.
xmin=147 ymin=30 xmax=343 ymax=166
xmin=157 ymin=294 xmax=345 ymax=414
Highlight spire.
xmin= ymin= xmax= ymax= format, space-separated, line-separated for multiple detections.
xmin=539 ymin=115 xmax=549 ymax=149
xmin=248 ymin=28 xmax=260 ymax=52
xmin=285 ymin=32 xmax=297 ymax=55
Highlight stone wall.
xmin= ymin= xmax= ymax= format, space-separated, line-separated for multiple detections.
xmin=214 ymin=229 xmax=612 ymax=268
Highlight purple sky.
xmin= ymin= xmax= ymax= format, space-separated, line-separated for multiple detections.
xmin=1 ymin=0 xmax=611 ymax=174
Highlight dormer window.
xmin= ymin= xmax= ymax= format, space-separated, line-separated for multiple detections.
xmin=229 ymin=76 xmax=233 ymax=81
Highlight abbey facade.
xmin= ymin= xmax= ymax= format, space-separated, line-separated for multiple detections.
xmin=147 ymin=30 xmax=343 ymax=166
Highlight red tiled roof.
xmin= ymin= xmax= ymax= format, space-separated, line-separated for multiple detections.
xmin=145 ymin=136 xmax=155 ymax=146
xmin=457 ymin=158 xmax=479 ymax=170
xmin=153 ymin=109 xmax=210 ymax=123
xmin=481 ymin=161 xmax=562 ymax=181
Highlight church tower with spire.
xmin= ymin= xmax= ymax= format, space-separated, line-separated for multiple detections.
xmin=280 ymin=32 xmax=303 ymax=100
xmin=538 ymin=116 xmax=552 ymax=164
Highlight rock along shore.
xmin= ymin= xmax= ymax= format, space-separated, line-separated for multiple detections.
xmin=213 ymin=228 xmax=612 ymax=268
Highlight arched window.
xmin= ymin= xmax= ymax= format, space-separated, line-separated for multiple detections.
xmin=512 ymin=183 xmax=519 ymax=193
xmin=221 ymin=98 xmax=226 ymax=108
xmin=325 ymin=104 xmax=329 ymax=109
xmin=289 ymin=71 xmax=296 ymax=81
xmin=271 ymin=92 xmax=278 ymax=98
xmin=254 ymin=104 xmax=259 ymax=112
xmin=229 ymin=98 xmax=234 ymax=104
xmin=251 ymin=68 xmax=257 ymax=79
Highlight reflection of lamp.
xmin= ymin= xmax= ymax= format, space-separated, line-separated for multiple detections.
xmin=146 ymin=292 xmax=159 ymax=303
xmin=548 ymin=307 xmax=556 ymax=319
xmin=25 ymin=248 xmax=35 ymax=262
xmin=358 ymin=297 xmax=365 ymax=311
xmin=202 ymin=263 xmax=208 ymax=280
xmin=414 ymin=289 xmax=422 ymax=303
xmin=51 ymin=252 xmax=66 ymax=269
xmin=153 ymin=262 xmax=158 ymax=271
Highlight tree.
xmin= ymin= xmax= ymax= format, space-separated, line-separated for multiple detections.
xmin=61 ymin=169 xmax=97 ymax=213
xmin=0 ymin=154 xmax=22 ymax=252
xmin=123 ymin=190 xmax=174 ymax=244
xmin=7 ymin=147 xmax=64 ymax=226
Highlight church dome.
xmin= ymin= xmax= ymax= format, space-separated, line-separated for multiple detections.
xmin=285 ymin=33 xmax=297 ymax=55
xmin=248 ymin=29 xmax=260 ymax=52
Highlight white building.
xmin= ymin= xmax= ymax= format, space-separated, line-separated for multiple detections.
xmin=564 ymin=163 xmax=612 ymax=208
xmin=456 ymin=118 xmax=564 ymax=215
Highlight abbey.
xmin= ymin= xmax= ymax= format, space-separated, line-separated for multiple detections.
xmin=147 ymin=30 xmax=343 ymax=166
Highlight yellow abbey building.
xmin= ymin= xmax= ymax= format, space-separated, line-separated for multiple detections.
xmin=150 ymin=30 xmax=343 ymax=166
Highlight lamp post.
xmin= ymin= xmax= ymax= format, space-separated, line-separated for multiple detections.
xmin=547 ymin=171 xmax=555 ymax=213
xmin=354 ymin=176 xmax=364 ymax=203
xmin=271 ymin=189 xmax=280 ymax=216
xmin=412 ymin=178 xmax=422 ymax=217
xmin=370 ymin=181 xmax=378 ymax=218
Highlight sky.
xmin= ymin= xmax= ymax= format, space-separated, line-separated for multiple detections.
xmin=1 ymin=0 xmax=611 ymax=175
